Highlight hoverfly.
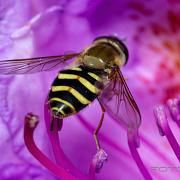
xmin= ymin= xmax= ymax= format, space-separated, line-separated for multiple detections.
xmin=0 ymin=36 xmax=141 ymax=151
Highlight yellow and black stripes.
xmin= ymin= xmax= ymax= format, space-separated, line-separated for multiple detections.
xmin=48 ymin=66 xmax=103 ymax=117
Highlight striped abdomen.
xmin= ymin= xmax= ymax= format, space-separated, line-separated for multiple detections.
xmin=48 ymin=66 xmax=103 ymax=118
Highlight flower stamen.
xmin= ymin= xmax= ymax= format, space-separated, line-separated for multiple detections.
xmin=128 ymin=129 xmax=153 ymax=180
xmin=167 ymin=98 xmax=180 ymax=128
xmin=154 ymin=105 xmax=180 ymax=162
xmin=23 ymin=112 xmax=76 ymax=179
xmin=44 ymin=102 xmax=87 ymax=179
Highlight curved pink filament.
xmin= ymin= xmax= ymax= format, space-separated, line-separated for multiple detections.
xmin=23 ymin=114 xmax=76 ymax=179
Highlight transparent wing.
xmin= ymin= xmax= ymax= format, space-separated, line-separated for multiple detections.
xmin=0 ymin=53 xmax=80 ymax=74
xmin=99 ymin=68 xmax=141 ymax=131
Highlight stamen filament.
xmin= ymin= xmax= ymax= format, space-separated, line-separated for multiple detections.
xmin=167 ymin=98 xmax=180 ymax=128
xmin=154 ymin=105 xmax=180 ymax=162
xmin=78 ymin=114 xmax=154 ymax=179
xmin=128 ymin=129 xmax=153 ymax=180
xmin=44 ymin=102 xmax=87 ymax=179
xmin=23 ymin=113 xmax=76 ymax=179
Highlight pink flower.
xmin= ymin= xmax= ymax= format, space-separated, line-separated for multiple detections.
xmin=0 ymin=0 xmax=179 ymax=179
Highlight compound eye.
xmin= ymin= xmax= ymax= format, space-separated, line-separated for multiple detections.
xmin=120 ymin=51 xmax=127 ymax=66
xmin=118 ymin=41 xmax=129 ymax=64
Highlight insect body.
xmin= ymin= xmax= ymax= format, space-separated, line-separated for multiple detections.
xmin=0 ymin=36 xmax=141 ymax=151
xmin=48 ymin=66 xmax=103 ymax=119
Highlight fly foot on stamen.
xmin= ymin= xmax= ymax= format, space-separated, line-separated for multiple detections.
xmin=93 ymin=148 xmax=108 ymax=173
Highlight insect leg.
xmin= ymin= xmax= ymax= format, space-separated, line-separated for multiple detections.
xmin=93 ymin=98 xmax=106 ymax=150
xmin=50 ymin=116 xmax=63 ymax=132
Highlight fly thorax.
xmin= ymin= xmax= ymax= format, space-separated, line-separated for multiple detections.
xmin=81 ymin=43 xmax=120 ymax=69
xmin=82 ymin=55 xmax=106 ymax=69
